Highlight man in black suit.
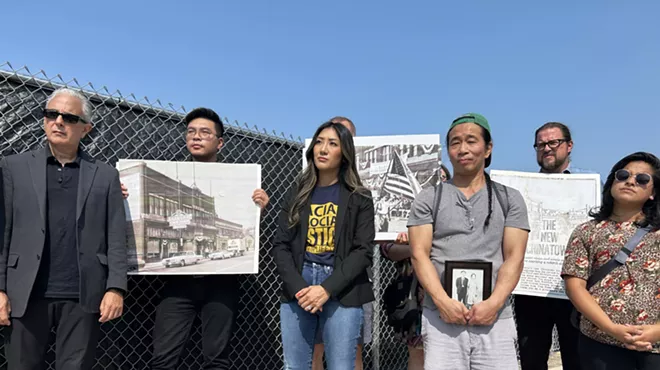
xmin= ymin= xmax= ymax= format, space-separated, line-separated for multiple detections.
xmin=456 ymin=270 xmax=469 ymax=305
xmin=0 ymin=88 xmax=127 ymax=369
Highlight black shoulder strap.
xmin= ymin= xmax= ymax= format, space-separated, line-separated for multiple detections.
xmin=586 ymin=226 xmax=651 ymax=290
xmin=492 ymin=181 xmax=509 ymax=218
xmin=431 ymin=182 xmax=443 ymax=228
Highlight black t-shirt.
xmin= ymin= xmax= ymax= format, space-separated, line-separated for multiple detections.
xmin=304 ymin=183 xmax=339 ymax=265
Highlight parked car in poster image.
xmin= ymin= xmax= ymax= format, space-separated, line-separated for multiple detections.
xmin=209 ymin=250 xmax=234 ymax=260
xmin=162 ymin=251 xmax=203 ymax=268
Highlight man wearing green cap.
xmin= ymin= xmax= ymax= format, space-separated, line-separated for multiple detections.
xmin=407 ymin=113 xmax=530 ymax=369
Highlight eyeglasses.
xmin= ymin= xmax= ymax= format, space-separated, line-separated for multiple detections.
xmin=43 ymin=109 xmax=87 ymax=124
xmin=186 ymin=128 xmax=218 ymax=140
xmin=614 ymin=169 xmax=652 ymax=186
xmin=533 ymin=139 xmax=568 ymax=151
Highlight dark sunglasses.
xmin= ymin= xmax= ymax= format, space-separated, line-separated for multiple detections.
xmin=43 ymin=109 xmax=87 ymax=124
xmin=614 ymin=169 xmax=652 ymax=186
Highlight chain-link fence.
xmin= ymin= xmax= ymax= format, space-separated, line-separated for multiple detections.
xmin=0 ymin=62 xmax=561 ymax=370
xmin=0 ymin=62 xmax=417 ymax=370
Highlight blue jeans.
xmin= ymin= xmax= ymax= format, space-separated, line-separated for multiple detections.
xmin=280 ymin=261 xmax=363 ymax=370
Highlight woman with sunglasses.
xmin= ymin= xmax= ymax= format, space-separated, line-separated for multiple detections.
xmin=272 ymin=121 xmax=375 ymax=370
xmin=561 ymin=152 xmax=660 ymax=369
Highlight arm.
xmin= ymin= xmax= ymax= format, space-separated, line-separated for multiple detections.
xmin=564 ymin=276 xmax=642 ymax=348
xmin=467 ymin=188 xmax=529 ymax=325
xmin=383 ymin=244 xmax=411 ymax=261
xmin=565 ymin=276 xmax=617 ymax=333
xmin=0 ymin=160 xmax=12 ymax=292
xmin=379 ymin=232 xmax=410 ymax=262
xmin=320 ymin=194 xmax=374 ymax=297
xmin=410 ymin=224 xmax=468 ymax=324
xmin=271 ymin=188 xmax=308 ymax=297
xmin=409 ymin=224 xmax=448 ymax=304
xmin=488 ymin=227 xmax=528 ymax=307
xmin=560 ymin=224 xmax=642 ymax=348
xmin=105 ymin=169 xmax=128 ymax=293
xmin=0 ymin=160 xmax=12 ymax=325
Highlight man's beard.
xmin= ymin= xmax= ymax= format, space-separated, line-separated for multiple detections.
xmin=538 ymin=155 xmax=568 ymax=172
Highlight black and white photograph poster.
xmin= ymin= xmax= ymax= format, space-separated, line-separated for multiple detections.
xmin=304 ymin=134 xmax=442 ymax=240
xmin=490 ymin=170 xmax=601 ymax=299
xmin=116 ymin=159 xmax=261 ymax=275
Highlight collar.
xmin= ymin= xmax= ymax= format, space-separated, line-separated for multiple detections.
xmin=46 ymin=144 xmax=82 ymax=165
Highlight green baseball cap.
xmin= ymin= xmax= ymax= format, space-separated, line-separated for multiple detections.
xmin=449 ymin=113 xmax=492 ymax=167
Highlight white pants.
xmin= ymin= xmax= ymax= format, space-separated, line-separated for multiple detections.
xmin=421 ymin=309 xmax=518 ymax=370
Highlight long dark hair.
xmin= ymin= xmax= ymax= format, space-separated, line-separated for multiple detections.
xmin=589 ymin=152 xmax=660 ymax=229
xmin=288 ymin=121 xmax=366 ymax=227
xmin=446 ymin=125 xmax=495 ymax=228
xmin=440 ymin=163 xmax=452 ymax=181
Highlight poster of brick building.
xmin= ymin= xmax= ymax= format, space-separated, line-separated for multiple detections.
xmin=490 ymin=170 xmax=601 ymax=299
xmin=117 ymin=160 xmax=261 ymax=275
xmin=304 ymin=134 xmax=442 ymax=240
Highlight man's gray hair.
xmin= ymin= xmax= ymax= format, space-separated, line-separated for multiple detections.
xmin=46 ymin=88 xmax=93 ymax=123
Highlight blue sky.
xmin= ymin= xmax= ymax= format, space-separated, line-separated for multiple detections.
xmin=2 ymin=1 xmax=659 ymax=177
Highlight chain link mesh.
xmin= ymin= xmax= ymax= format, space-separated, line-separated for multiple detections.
xmin=0 ymin=62 xmax=559 ymax=369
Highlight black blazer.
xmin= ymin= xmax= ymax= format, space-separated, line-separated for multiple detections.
xmin=272 ymin=182 xmax=375 ymax=307
xmin=0 ymin=146 xmax=127 ymax=317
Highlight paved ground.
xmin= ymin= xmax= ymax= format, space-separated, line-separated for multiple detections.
xmin=548 ymin=352 xmax=563 ymax=369
xmin=129 ymin=250 xmax=257 ymax=274
xmin=520 ymin=352 xmax=563 ymax=369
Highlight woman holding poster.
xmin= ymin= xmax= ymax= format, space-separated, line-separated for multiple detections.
xmin=562 ymin=152 xmax=660 ymax=369
xmin=271 ymin=121 xmax=375 ymax=370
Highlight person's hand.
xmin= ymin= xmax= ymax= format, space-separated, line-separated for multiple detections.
xmin=252 ymin=189 xmax=269 ymax=209
xmin=395 ymin=232 xmax=409 ymax=245
xmin=434 ymin=296 xmax=469 ymax=325
xmin=466 ymin=298 xmax=500 ymax=326
xmin=0 ymin=292 xmax=10 ymax=326
xmin=99 ymin=289 xmax=124 ymax=323
xmin=605 ymin=323 xmax=641 ymax=348
xmin=627 ymin=324 xmax=660 ymax=352
xmin=295 ymin=285 xmax=330 ymax=314
xmin=121 ymin=183 xmax=129 ymax=199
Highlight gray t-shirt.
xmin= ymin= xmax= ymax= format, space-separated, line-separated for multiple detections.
xmin=407 ymin=180 xmax=530 ymax=319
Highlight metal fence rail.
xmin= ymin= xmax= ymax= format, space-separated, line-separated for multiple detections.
xmin=0 ymin=62 xmax=559 ymax=370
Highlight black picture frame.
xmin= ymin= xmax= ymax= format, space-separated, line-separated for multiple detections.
xmin=445 ymin=260 xmax=493 ymax=308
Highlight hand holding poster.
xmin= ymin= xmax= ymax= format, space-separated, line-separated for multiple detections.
xmin=117 ymin=160 xmax=261 ymax=275
xmin=304 ymin=134 xmax=442 ymax=240
xmin=490 ymin=170 xmax=601 ymax=299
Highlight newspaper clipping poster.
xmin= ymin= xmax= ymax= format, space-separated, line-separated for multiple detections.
xmin=117 ymin=160 xmax=261 ymax=275
xmin=304 ymin=134 xmax=442 ymax=240
xmin=490 ymin=170 xmax=601 ymax=299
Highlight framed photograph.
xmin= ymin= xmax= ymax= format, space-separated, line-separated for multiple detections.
xmin=444 ymin=261 xmax=493 ymax=309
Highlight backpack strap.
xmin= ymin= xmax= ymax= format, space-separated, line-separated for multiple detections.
xmin=431 ymin=182 xmax=443 ymax=228
xmin=586 ymin=226 xmax=651 ymax=290
xmin=492 ymin=181 xmax=509 ymax=219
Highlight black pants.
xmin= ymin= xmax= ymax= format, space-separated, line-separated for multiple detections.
xmin=579 ymin=334 xmax=660 ymax=370
xmin=4 ymin=298 xmax=100 ymax=370
xmin=151 ymin=276 xmax=240 ymax=370
xmin=514 ymin=295 xmax=581 ymax=370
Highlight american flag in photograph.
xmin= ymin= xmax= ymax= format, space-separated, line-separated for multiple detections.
xmin=383 ymin=150 xmax=422 ymax=200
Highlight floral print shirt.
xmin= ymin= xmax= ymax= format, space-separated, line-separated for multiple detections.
xmin=561 ymin=220 xmax=660 ymax=353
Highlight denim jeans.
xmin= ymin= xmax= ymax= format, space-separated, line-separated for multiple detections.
xmin=280 ymin=261 xmax=363 ymax=370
